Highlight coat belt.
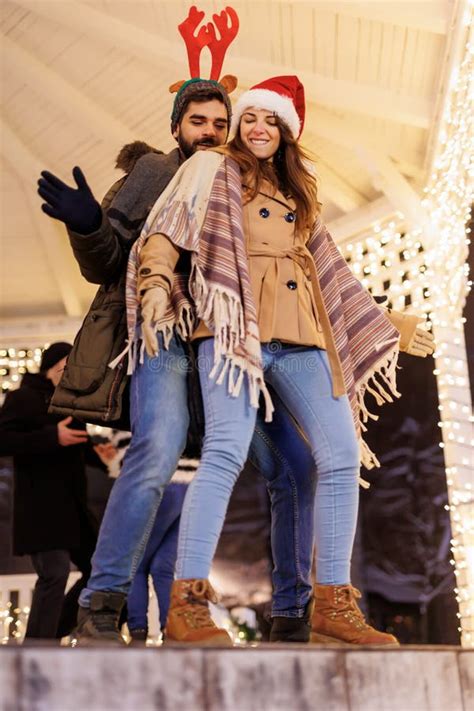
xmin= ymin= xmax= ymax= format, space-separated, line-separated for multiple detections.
xmin=247 ymin=243 xmax=322 ymax=342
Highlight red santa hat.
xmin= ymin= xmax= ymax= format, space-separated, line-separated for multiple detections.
xmin=231 ymin=75 xmax=305 ymax=139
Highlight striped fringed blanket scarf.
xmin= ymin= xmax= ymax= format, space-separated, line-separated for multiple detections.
xmin=119 ymin=150 xmax=400 ymax=469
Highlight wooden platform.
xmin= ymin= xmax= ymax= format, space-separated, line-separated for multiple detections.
xmin=1 ymin=644 xmax=473 ymax=711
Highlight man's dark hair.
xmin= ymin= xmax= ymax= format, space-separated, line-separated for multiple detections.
xmin=180 ymin=89 xmax=226 ymax=117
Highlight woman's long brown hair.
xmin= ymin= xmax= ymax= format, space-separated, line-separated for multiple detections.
xmin=222 ymin=118 xmax=320 ymax=231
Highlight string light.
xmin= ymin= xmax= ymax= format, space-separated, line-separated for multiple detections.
xmin=339 ymin=15 xmax=473 ymax=647
xmin=421 ymin=16 xmax=474 ymax=648
xmin=0 ymin=347 xmax=43 ymax=399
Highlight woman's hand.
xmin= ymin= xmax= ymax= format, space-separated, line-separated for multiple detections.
xmin=399 ymin=315 xmax=435 ymax=357
xmin=141 ymin=286 xmax=169 ymax=357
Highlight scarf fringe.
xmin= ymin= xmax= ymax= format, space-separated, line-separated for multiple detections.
xmin=108 ymin=339 xmax=132 ymax=372
xmin=210 ymin=352 xmax=274 ymax=421
xmin=192 ymin=263 xmax=246 ymax=358
xmin=191 ymin=263 xmax=274 ymax=420
xmin=356 ymin=343 xmax=400 ymax=471
xmin=111 ymin=304 xmax=195 ymax=376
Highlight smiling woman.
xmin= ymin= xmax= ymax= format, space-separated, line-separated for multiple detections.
xmin=128 ymin=74 xmax=434 ymax=646
xmin=239 ymin=109 xmax=281 ymax=160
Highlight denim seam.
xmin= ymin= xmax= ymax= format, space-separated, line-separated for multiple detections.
xmin=129 ymin=496 xmax=164 ymax=584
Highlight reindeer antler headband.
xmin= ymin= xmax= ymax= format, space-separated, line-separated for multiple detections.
xmin=170 ymin=5 xmax=239 ymax=132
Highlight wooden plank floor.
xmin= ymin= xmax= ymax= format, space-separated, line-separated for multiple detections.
xmin=1 ymin=644 xmax=472 ymax=711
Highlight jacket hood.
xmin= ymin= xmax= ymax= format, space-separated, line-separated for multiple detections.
xmin=115 ymin=141 xmax=164 ymax=174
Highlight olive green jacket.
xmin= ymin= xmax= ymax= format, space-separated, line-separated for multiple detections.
xmin=49 ymin=144 xmax=183 ymax=427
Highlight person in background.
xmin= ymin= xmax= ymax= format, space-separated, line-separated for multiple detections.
xmin=0 ymin=343 xmax=98 ymax=640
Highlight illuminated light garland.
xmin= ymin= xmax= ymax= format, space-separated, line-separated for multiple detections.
xmin=0 ymin=347 xmax=43 ymax=399
xmin=421 ymin=16 xmax=474 ymax=647
xmin=340 ymin=15 xmax=473 ymax=646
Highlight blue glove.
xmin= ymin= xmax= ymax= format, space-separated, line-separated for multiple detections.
xmin=38 ymin=166 xmax=102 ymax=234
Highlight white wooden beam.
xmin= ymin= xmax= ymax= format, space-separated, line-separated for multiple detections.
xmin=1 ymin=34 xmax=133 ymax=148
xmin=271 ymin=1 xmax=451 ymax=35
xmin=305 ymin=106 xmax=420 ymax=170
xmin=0 ymin=315 xmax=84 ymax=347
xmin=391 ymin=158 xmax=426 ymax=183
xmin=13 ymin=0 xmax=180 ymax=65
xmin=236 ymin=67 xmax=431 ymax=129
xmin=17 ymin=0 xmax=432 ymax=128
xmin=314 ymin=159 xmax=366 ymax=212
xmin=354 ymin=145 xmax=431 ymax=232
xmin=301 ymin=107 xmax=433 ymax=230
xmin=1 ymin=120 xmax=87 ymax=317
xmin=326 ymin=196 xmax=396 ymax=243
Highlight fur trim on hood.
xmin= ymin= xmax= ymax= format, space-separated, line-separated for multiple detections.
xmin=115 ymin=141 xmax=164 ymax=174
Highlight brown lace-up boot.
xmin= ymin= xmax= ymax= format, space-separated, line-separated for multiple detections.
xmin=165 ymin=579 xmax=233 ymax=645
xmin=311 ymin=584 xmax=399 ymax=647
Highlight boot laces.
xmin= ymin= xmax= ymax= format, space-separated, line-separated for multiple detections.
xmin=177 ymin=581 xmax=217 ymax=630
xmin=333 ymin=587 xmax=370 ymax=630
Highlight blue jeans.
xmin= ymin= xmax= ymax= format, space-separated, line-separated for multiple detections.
xmin=127 ymin=483 xmax=187 ymax=631
xmin=80 ymin=335 xmax=316 ymax=617
xmin=252 ymin=390 xmax=315 ymax=617
xmin=176 ymin=339 xmax=360 ymax=587
xmin=79 ymin=336 xmax=189 ymax=607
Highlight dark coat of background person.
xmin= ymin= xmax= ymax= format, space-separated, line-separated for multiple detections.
xmin=0 ymin=371 xmax=96 ymax=555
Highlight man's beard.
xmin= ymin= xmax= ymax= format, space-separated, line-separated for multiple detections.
xmin=178 ymin=136 xmax=220 ymax=158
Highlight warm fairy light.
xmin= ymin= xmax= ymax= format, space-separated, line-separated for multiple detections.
xmin=0 ymin=347 xmax=42 ymax=398
xmin=340 ymin=16 xmax=473 ymax=647
xmin=422 ymin=21 xmax=474 ymax=648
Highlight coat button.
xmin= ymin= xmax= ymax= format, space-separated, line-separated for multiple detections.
xmin=286 ymin=280 xmax=297 ymax=290
xmin=259 ymin=208 xmax=270 ymax=218
xmin=140 ymin=267 xmax=151 ymax=275
xmin=284 ymin=212 xmax=296 ymax=223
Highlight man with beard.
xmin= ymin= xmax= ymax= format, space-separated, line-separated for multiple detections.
xmin=37 ymin=80 xmax=239 ymax=644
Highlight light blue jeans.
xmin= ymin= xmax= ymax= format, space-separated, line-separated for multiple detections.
xmin=79 ymin=335 xmax=189 ymax=607
xmin=79 ymin=334 xmax=315 ymax=615
xmin=176 ymin=339 xmax=360 ymax=586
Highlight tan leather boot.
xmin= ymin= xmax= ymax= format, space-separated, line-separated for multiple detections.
xmin=311 ymin=584 xmax=399 ymax=647
xmin=165 ymin=579 xmax=233 ymax=645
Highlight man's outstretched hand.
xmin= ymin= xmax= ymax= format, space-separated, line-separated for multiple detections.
xmin=38 ymin=166 xmax=101 ymax=235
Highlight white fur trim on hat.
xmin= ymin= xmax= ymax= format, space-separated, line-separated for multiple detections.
xmin=231 ymin=88 xmax=300 ymax=138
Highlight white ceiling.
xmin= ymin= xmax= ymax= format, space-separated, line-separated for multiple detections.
xmin=0 ymin=0 xmax=462 ymax=337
